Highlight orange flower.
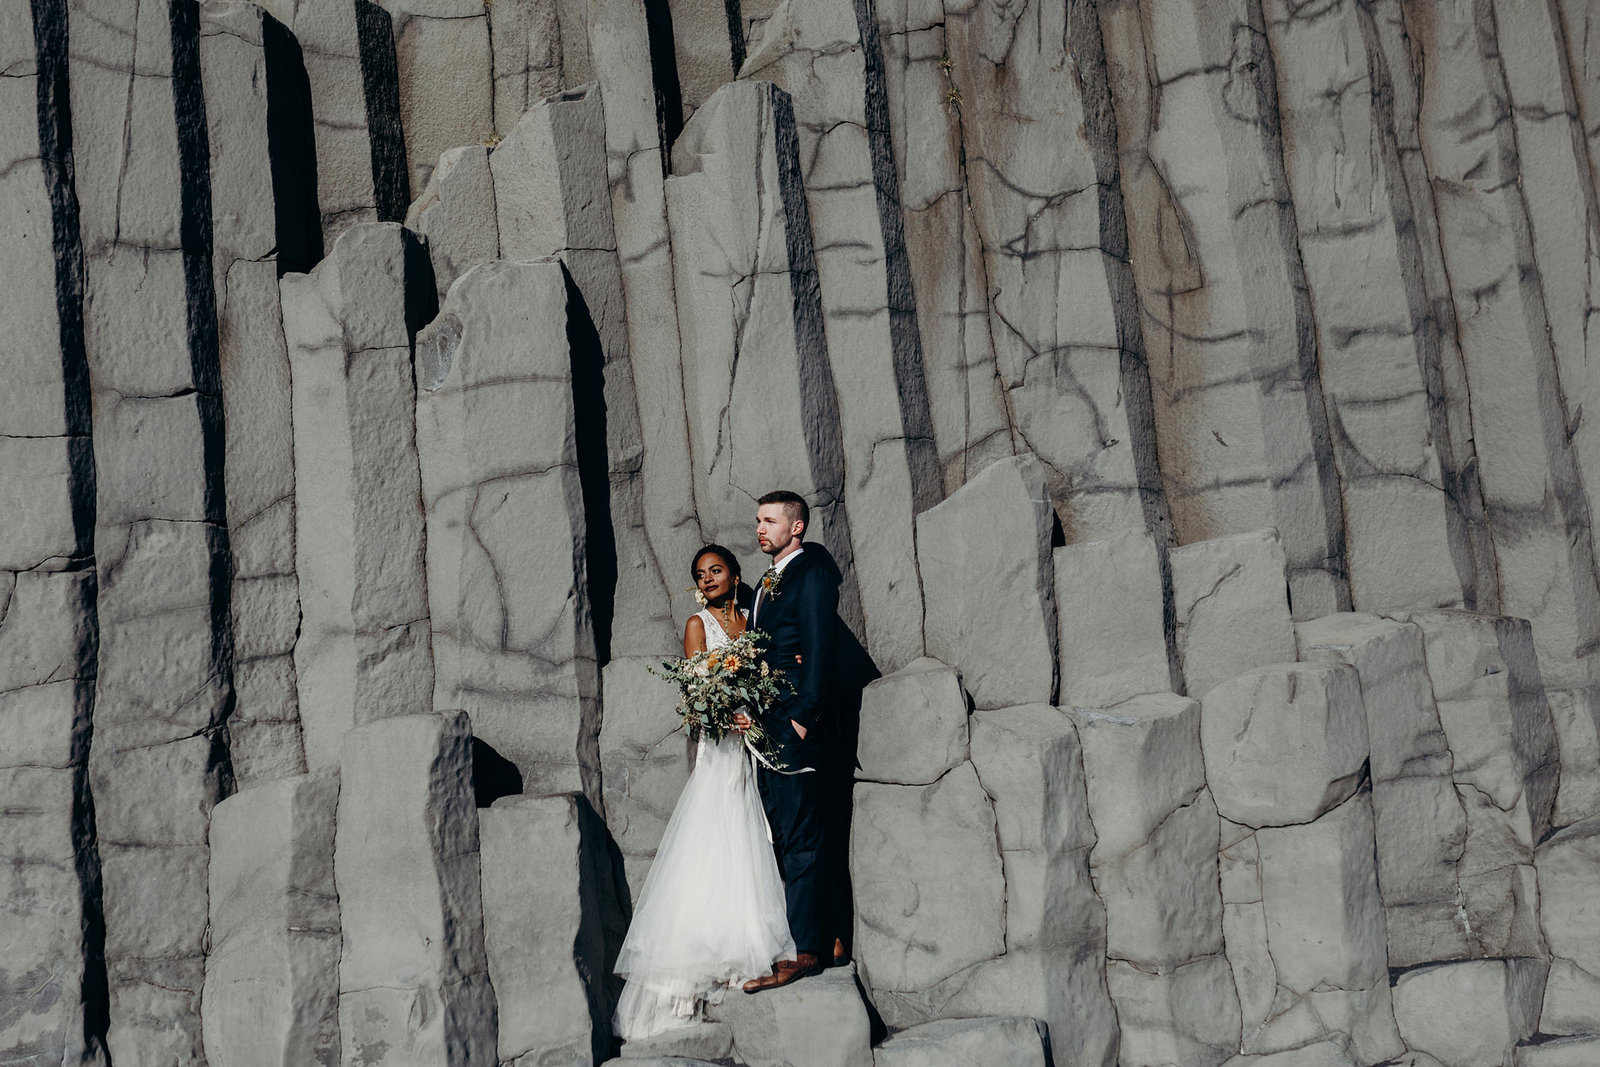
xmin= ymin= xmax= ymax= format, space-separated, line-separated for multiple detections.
xmin=706 ymin=654 xmax=722 ymax=670
xmin=724 ymin=656 xmax=742 ymax=671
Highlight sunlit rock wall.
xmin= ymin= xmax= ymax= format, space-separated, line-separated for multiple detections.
xmin=5 ymin=0 xmax=1600 ymax=1064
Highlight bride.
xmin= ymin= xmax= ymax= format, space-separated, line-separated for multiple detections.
xmin=611 ymin=544 xmax=795 ymax=1041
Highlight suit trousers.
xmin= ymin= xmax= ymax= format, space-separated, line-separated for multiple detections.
xmin=757 ymin=766 xmax=828 ymax=955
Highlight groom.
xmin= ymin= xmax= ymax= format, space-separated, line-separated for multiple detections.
xmin=741 ymin=490 xmax=849 ymax=992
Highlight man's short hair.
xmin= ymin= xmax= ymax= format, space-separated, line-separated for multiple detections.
xmin=758 ymin=490 xmax=809 ymax=537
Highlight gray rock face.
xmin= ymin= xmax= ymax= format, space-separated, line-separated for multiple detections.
xmin=415 ymin=257 xmax=601 ymax=807
xmin=871 ymin=1016 xmax=1048 ymax=1067
xmin=1546 ymin=685 xmax=1600 ymax=827
xmin=1535 ymin=816 xmax=1600 ymax=1024
xmin=479 ymin=794 xmax=614 ymax=1066
xmin=1263 ymin=0 xmax=1486 ymax=615
xmin=1392 ymin=958 xmax=1549 ymax=1067
xmin=202 ymin=775 xmax=340 ymax=1067
xmin=1077 ymin=691 xmax=1234 ymax=1065
xmin=597 ymin=657 xmax=691 ymax=901
xmin=1056 ymin=533 xmax=1178 ymax=709
xmin=19 ymin=0 xmax=1600 ymax=1061
xmin=851 ymin=762 xmax=1005 ymax=993
xmin=1406 ymin=1 xmax=1600 ymax=689
xmin=334 ymin=712 xmax=496 ymax=1067
xmin=918 ymin=454 xmax=1057 ymax=709
xmin=1250 ymin=795 xmax=1401 ymax=1062
xmin=704 ymin=963 xmax=872 ymax=1067
xmin=1097 ymin=0 xmax=1350 ymax=618
xmin=967 ymin=706 xmax=1119 ymax=1067
xmin=1541 ymin=956 xmax=1600 ymax=1036
xmin=855 ymin=657 xmax=968 ymax=786
xmin=1406 ymin=612 xmax=1560 ymax=954
xmin=740 ymin=0 xmax=935 ymax=671
xmin=283 ymin=223 xmax=435 ymax=772
xmin=1201 ymin=663 xmax=1368 ymax=829
xmin=1297 ymin=614 xmax=1471 ymax=965
xmin=1170 ymin=529 xmax=1296 ymax=698
xmin=0 ymin=573 xmax=98 ymax=1066
xmin=935 ymin=0 xmax=1168 ymax=547
xmin=665 ymin=80 xmax=850 ymax=562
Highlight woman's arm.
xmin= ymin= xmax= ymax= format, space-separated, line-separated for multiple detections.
xmin=684 ymin=614 xmax=707 ymax=657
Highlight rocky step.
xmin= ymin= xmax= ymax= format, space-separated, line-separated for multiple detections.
xmin=610 ymin=966 xmax=1046 ymax=1066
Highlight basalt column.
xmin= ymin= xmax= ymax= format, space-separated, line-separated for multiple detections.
xmin=68 ymin=0 xmax=238 ymax=1057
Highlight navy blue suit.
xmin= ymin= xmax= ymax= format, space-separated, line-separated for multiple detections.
xmin=752 ymin=546 xmax=848 ymax=956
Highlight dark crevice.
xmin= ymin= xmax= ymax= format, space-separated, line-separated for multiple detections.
xmin=355 ymin=0 xmax=410 ymax=221
xmin=262 ymin=14 xmax=322 ymax=276
xmin=402 ymin=229 xmax=439 ymax=341
xmin=1066 ymin=0 xmax=1184 ymax=690
xmin=849 ymin=0 xmax=944 ymax=515
xmin=170 ymin=0 xmax=239 ymax=801
xmin=642 ymin=0 xmax=684 ymax=159
xmin=771 ymin=86 xmax=866 ymax=635
xmin=469 ymin=738 xmax=523 ymax=807
xmin=30 ymin=0 xmax=110 ymax=1059
xmin=724 ymin=0 xmax=746 ymax=74
xmin=564 ymin=269 xmax=617 ymax=669
xmin=575 ymin=793 xmax=633 ymax=1063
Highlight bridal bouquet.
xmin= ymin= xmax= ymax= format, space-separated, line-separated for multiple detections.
xmin=653 ymin=630 xmax=791 ymax=769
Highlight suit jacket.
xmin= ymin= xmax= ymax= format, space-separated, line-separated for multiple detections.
xmin=752 ymin=548 xmax=838 ymax=765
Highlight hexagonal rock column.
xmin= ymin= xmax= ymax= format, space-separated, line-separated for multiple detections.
xmin=1514 ymin=1036 xmax=1600 ymax=1067
xmin=598 ymin=658 xmax=691 ymax=901
xmin=415 ymin=258 xmax=604 ymax=807
xmin=1055 ymin=533 xmax=1180 ymax=709
xmin=199 ymin=1 xmax=307 ymax=787
xmin=917 ymin=454 xmax=1057 ymax=710
xmin=334 ymin=711 xmax=496 ymax=1067
xmin=959 ymin=706 xmax=1119 ymax=1067
xmin=583 ymin=0 xmax=702 ymax=643
xmin=480 ymin=793 xmax=624 ymax=1066
xmin=1407 ymin=1 xmax=1600 ymax=687
xmin=283 ymin=223 xmax=435 ymax=773
xmin=1297 ymin=614 xmax=1472 ymax=965
xmin=664 ymin=80 xmax=854 ymax=598
xmin=1201 ymin=663 xmax=1369 ymax=829
xmin=854 ymin=658 xmax=969 ymax=786
xmin=1495 ymin=0 xmax=1600 ymax=600
xmin=1392 ymin=958 xmax=1549 ymax=1067
xmin=67 ymin=0 xmax=238 ymax=1055
xmin=1404 ymin=611 xmax=1560 ymax=956
xmin=741 ymin=0 xmax=943 ymax=671
xmin=201 ymin=774 xmax=340 ymax=1067
xmin=1546 ymin=684 xmax=1600 ymax=827
xmin=1073 ymin=694 xmax=1239 ymax=1067
xmin=1170 ymin=529 xmax=1296 ymax=698
xmin=488 ymin=83 xmax=675 ymax=653
xmin=1095 ymin=0 xmax=1351 ymax=618
xmin=1202 ymin=664 xmax=1400 ymax=1060
xmin=1534 ymin=816 xmax=1600 ymax=1036
xmin=850 ymin=763 xmax=1005 ymax=1024
xmin=946 ymin=0 xmax=1173 ymax=545
xmin=0 ymin=572 xmax=98 ymax=1064
xmin=1260 ymin=0 xmax=1489 ymax=614
xmin=704 ymin=963 xmax=872 ymax=1067
xmin=872 ymin=1017 xmax=1049 ymax=1067
xmin=868 ymin=0 xmax=1012 ymax=494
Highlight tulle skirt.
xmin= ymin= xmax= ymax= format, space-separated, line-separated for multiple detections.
xmin=612 ymin=733 xmax=795 ymax=1040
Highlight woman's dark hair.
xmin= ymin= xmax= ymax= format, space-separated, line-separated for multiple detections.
xmin=690 ymin=543 xmax=741 ymax=581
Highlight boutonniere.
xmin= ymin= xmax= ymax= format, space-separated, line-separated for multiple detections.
xmin=760 ymin=566 xmax=784 ymax=598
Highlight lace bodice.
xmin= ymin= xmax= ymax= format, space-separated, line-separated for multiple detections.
xmin=697 ymin=607 xmax=747 ymax=652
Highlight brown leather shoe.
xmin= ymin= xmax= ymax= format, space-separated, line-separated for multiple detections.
xmin=743 ymin=952 xmax=824 ymax=994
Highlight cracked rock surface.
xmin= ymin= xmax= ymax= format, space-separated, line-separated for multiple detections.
xmin=9 ymin=0 xmax=1600 ymax=1064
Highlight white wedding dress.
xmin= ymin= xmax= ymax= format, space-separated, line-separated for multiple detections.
xmin=611 ymin=608 xmax=796 ymax=1041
